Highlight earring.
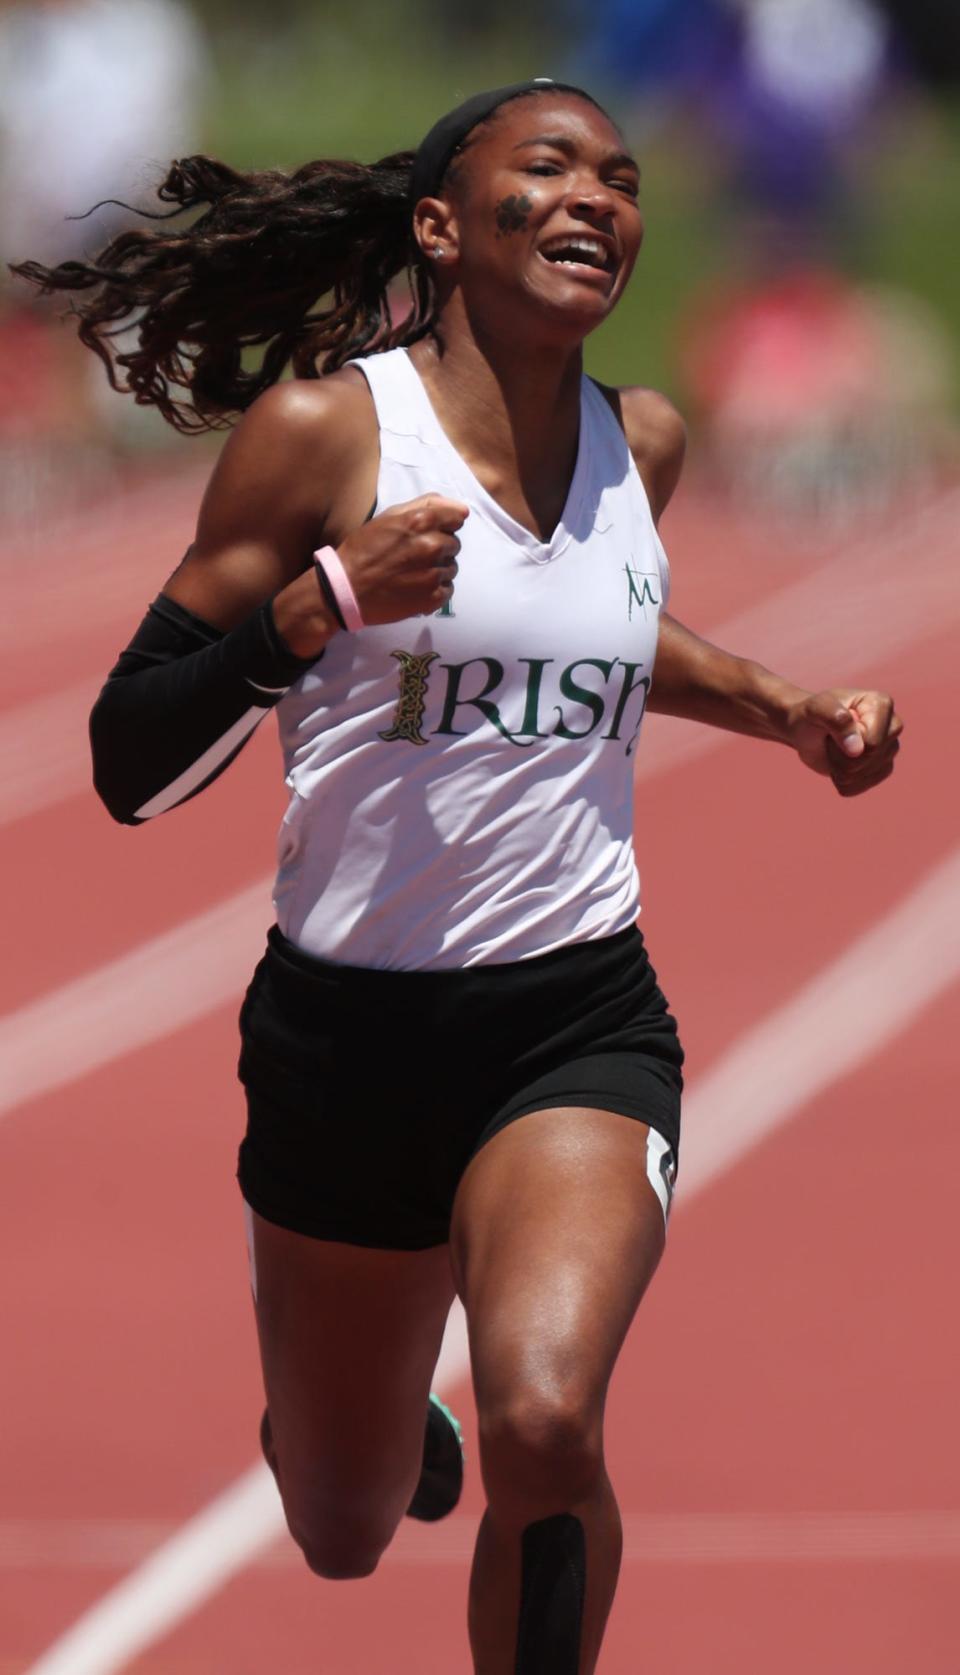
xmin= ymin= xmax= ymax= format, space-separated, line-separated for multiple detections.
xmin=432 ymin=246 xmax=443 ymax=259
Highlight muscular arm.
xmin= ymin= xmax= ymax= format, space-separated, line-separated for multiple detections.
xmin=616 ymin=385 xmax=903 ymax=795
xmin=647 ymin=613 xmax=808 ymax=737
xmin=90 ymin=373 xmax=466 ymax=824
xmin=89 ymin=379 xmax=368 ymax=823
xmin=644 ymin=612 xmax=901 ymax=795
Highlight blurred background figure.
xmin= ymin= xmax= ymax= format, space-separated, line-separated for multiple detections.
xmin=2 ymin=0 xmax=958 ymax=532
xmin=678 ymin=260 xmax=954 ymax=524
xmin=0 ymin=0 xmax=207 ymax=269
xmin=0 ymin=0 xmax=209 ymax=523
xmin=717 ymin=0 xmax=890 ymax=221
xmin=565 ymin=0 xmax=958 ymax=523
xmin=680 ymin=0 xmax=954 ymax=522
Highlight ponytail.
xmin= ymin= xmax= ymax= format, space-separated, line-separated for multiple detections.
xmin=9 ymin=149 xmax=435 ymax=433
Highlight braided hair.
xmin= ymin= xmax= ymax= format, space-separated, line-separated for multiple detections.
xmin=9 ymin=150 xmax=434 ymax=434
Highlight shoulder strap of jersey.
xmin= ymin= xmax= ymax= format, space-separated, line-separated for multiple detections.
xmin=346 ymin=347 xmax=430 ymax=441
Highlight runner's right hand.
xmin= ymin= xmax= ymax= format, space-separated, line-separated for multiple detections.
xmin=271 ymin=494 xmax=468 ymax=656
xmin=335 ymin=494 xmax=468 ymax=626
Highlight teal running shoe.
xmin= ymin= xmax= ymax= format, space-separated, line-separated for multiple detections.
xmin=406 ymin=1394 xmax=464 ymax=1522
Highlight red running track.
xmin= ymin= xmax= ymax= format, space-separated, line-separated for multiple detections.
xmin=0 ymin=471 xmax=957 ymax=1673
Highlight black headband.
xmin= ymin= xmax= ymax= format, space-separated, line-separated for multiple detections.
xmin=408 ymin=78 xmax=604 ymax=208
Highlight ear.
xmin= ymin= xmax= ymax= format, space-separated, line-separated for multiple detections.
xmin=412 ymin=196 xmax=460 ymax=265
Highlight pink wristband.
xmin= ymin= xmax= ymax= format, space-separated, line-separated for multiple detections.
xmin=313 ymin=545 xmax=365 ymax=633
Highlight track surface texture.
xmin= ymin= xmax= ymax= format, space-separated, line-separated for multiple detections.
xmin=1 ymin=466 xmax=957 ymax=1674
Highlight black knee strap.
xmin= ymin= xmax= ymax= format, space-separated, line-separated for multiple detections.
xmin=516 ymin=1513 xmax=586 ymax=1674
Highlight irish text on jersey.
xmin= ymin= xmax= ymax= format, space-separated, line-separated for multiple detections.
xmin=380 ymin=653 xmax=651 ymax=755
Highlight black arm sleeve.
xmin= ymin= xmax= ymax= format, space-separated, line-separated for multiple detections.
xmin=90 ymin=592 xmax=320 ymax=825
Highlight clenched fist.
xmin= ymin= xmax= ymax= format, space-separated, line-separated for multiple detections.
xmin=785 ymin=688 xmax=903 ymax=796
xmin=336 ymin=494 xmax=469 ymax=625
xmin=273 ymin=494 xmax=468 ymax=657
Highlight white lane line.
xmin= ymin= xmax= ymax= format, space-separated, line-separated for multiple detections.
xmin=0 ymin=881 xmax=273 ymax=1122
xmin=20 ymin=1466 xmax=288 ymax=1675
xmin=677 ymin=841 xmax=960 ymax=1200
xmin=19 ymin=1301 xmax=468 ymax=1675
xmin=3 ymin=485 xmax=958 ymax=829
xmin=6 ymin=1509 xmax=959 ymax=1567
xmin=18 ymin=843 xmax=960 ymax=1675
xmin=0 ymin=677 xmax=100 ymax=826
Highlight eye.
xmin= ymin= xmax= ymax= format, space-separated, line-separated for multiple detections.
xmin=611 ymin=178 xmax=640 ymax=199
xmin=525 ymin=162 xmax=564 ymax=177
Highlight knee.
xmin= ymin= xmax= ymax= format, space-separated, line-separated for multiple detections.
xmin=478 ymin=1387 xmax=603 ymax=1518
xmin=288 ymin=1513 xmax=390 ymax=1581
xmin=300 ymin=1543 xmax=381 ymax=1582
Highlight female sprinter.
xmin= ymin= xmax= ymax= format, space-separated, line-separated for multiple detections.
xmin=13 ymin=79 xmax=902 ymax=1674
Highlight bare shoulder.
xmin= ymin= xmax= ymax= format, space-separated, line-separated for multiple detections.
xmin=197 ymin=367 xmax=378 ymax=542
xmin=596 ymin=381 xmax=687 ymax=526
xmin=164 ymin=367 xmax=379 ymax=625
xmin=236 ymin=364 xmax=375 ymax=448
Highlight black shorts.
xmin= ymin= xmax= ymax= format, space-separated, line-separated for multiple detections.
xmin=236 ymin=923 xmax=684 ymax=1250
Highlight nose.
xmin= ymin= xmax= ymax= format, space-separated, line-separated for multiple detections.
xmin=566 ymin=175 xmax=617 ymax=221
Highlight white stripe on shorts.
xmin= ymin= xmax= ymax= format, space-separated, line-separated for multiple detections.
xmin=646 ymin=1128 xmax=676 ymax=1226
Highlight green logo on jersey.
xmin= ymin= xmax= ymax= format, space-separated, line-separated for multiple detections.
xmin=625 ymin=564 xmax=660 ymax=620
xmin=378 ymin=650 xmax=439 ymax=745
xmin=382 ymin=653 xmax=651 ymax=756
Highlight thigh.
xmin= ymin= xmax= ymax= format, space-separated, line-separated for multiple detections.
xmin=450 ymin=1107 xmax=666 ymax=1420
xmin=247 ymin=1207 xmax=456 ymax=1529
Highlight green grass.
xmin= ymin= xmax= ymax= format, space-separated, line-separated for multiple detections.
xmin=204 ymin=23 xmax=549 ymax=168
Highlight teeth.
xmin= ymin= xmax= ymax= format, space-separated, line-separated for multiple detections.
xmin=540 ymin=235 xmax=611 ymax=270
xmin=543 ymin=238 xmax=602 ymax=255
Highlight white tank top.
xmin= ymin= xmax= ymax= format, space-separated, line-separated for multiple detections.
xmin=273 ymin=347 xmax=670 ymax=970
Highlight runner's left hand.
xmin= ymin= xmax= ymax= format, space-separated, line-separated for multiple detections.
xmin=785 ymin=689 xmax=903 ymax=796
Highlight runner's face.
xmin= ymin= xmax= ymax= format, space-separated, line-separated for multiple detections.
xmin=450 ymin=95 xmax=643 ymax=335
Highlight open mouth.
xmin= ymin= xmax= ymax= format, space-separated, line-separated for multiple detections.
xmin=538 ymin=235 xmax=616 ymax=280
